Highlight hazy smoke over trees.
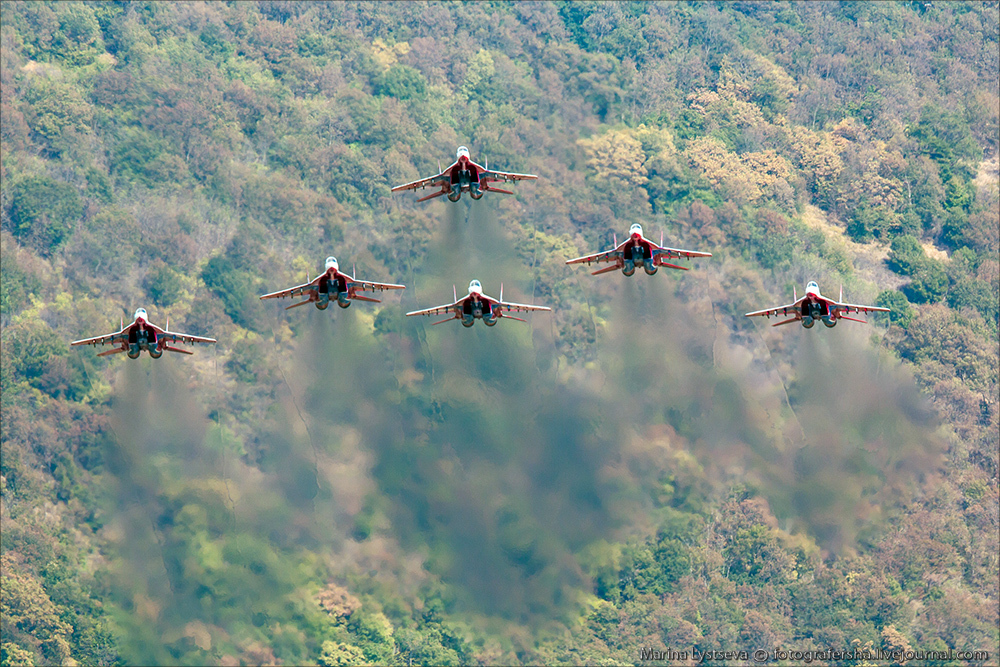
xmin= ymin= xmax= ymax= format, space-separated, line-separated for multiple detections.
xmin=100 ymin=203 xmax=944 ymax=656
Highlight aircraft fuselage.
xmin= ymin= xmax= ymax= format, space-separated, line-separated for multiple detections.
xmin=315 ymin=270 xmax=351 ymax=309
xmin=622 ymin=237 xmax=656 ymax=276
xmin=459 ymin=295 xmax=499 ymax=326
xmin=800 ymin=296 xmax=836 ymax=328
xmin=125 ymin=321 xmax=164 ymax=357
xmin=447 ymin=157 xmax=483 ymax=201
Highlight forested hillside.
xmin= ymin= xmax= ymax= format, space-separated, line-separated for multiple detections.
xmin=1 ymin=2 xmax=997 ymax=665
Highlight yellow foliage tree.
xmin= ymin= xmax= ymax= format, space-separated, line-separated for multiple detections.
xmin=0 ymin=555 xmax=76 ymax=665
xmin=684 ymin=136 xmax=795 ymax=208
xmin=580 ymin=129 xmax=649 ymax=187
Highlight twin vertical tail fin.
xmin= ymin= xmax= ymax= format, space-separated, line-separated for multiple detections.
xmin=840 ymin=284 xmax=844 ymax=303
xmin=500 ymin=283 xmax=504 ymax=304
xmin=453 ymin=284 xmax=458 ymax=303
xmin=793 ymin=285 xmax=797 ymax=302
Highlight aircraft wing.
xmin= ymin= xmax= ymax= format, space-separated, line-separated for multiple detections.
xmin=564 ymin=242 xmax=625 ymax=267
xmin=348 ymin=278 xmax=406 ymax=293
xmin=499 ymin=300 xmax=551 ymax=314
xmin=744 ymin=297 xmax=806 ymax=319
xmin=654 ymin=245 xmax=713 ymax=261
xmin=71 ymin=328 xmax=127 ymax=347
xmin=260 ymin=277 xmax=320 ymax=301
xmin=479 ymin=167 xmax=538 ymax=184
xmin=830 ymin=299 xmax=890 ymax=315
xmin=405 ymin=297 xmax=463 ymax=318
xmin=138 ymin=321 xmax=216 ymax=345
xmin=159 ymin=330 xmax=217 ymax=345
xmin=391 ymin=161 xmax=456 ymax=193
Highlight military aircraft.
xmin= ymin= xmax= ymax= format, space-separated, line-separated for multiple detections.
xmin=565 ymin=223 xmax=712 ymax=276
xmin=71 ymin=308 xmax=216 ymax=358
xmin=260 ymin=256 xmax=404 ymax=310
xmin=391 ymin=146 xmax=537 ymax=202
xmin=744 ymin=281 xmax=890 ymax=328
xmin=406 ymin=280 xmax=551 ymax=326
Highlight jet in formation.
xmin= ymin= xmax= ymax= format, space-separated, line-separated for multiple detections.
xmin=391 ymin=146 xmax=537 ymax=202
xmin=406 ymin=280 xmax=550 ymax=327
xmin=566 ymin=223 xmax=712 ymax=276
xmin=71 ymin=308 xmax=216 ymax=358
xmin=745 ymin=281 xmax=890 ymax=328
xmin=260 ymin=256 xmax=405 ymax=310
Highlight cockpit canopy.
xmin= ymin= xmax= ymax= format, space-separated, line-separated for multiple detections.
xmin=134 ymin=308 xmax=148 ymax=321
xmin=806 ymin=281 xmax=819 ymax=293
xmin=325 ymin=256 xmax=339 ymax=272
xmin=468 ymin=279 xmax=483 ymax=294
xmin=457 ymin=146 xmax=471 ymax=160
xmin=629 ymin=223 xmax=643 ymax=237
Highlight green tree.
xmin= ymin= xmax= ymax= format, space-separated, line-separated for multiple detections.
xmin=948 ymin=278 xmax=997 ymax=324
xmin=875 ymin=290 xmax=915 ymax=328
xmin=374 ymin=64 xmax=427 ymax=100
xmin=0 ymin=245 xmax=41 ymax=317
xmin=886 ymin=235 xmax=925 ymax=276
xmin=8 ymin=176 xmax=83 ymax=253
xmin=144 ymin=262 xmax=184 ymax=307
xmin=318 ymin=641 xmax=366 ymax=667
xmin=904 ymin=259 xmax=948 ymax=304
xmin=200 ymin=256 xmax=267 ymax=332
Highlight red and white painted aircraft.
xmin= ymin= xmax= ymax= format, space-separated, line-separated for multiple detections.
xmin=71 ymin=308 xmax=216 ymax=358
xmin=259 ymin=256 xmax=404 ymax=310
xmin=406 ymin=280 xmax=550 ymax=327
xmin=391 ymin=146 xmax=537 ymax=202
xmin=745 ymin=281 xmax=890 ymax=328
xmin=565 ymin=223 xmax=712 ymax=276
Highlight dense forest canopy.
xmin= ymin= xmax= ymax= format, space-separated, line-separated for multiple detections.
xmin=1 ymin=2 xmax=997 ymax=666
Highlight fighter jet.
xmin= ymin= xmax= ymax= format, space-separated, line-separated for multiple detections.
xmin=406 ymin=280 xmax=551 ymax=327
xmin=565 ymin=223 xmax=712 ymax=276
xmin=71 ymin=308 xmax=216 ymax=358
xmin=259 ymin=256 xmax=405 ymax=310
xmin=745 ymin=281 xmax=890 ymax=328
xmin=391 ymin=146 xmax=537 ymax=202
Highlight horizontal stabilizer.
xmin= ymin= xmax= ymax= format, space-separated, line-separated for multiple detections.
xmin=592 ymin=264 xmax=621 ymax=276
xmin=417 ymin=190 xmax=447 ymax=202
xmin=485 ymin=186 xmax=514 ymax=195
xmin=432 ymin=316 xmax=456 ymax=326
xmin=285 ymin=299 xmax=313 ymax=310
xmin=839 ymin=315 xmax=868 ymax=324
xmin=771 ymin=317 xmax=799 ymax=327
xmin=163 ymin=345 xmax=194 ymax=355
xmin=657 ymin=261 xmax=689 ymax=271
xmin=351 ymin=294 xmax=380 ymax=303
xmin=503 ymin=314 xmax=527 ymax=323
xmin=97 ymin=348 xmax=126 ymax=357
